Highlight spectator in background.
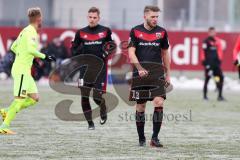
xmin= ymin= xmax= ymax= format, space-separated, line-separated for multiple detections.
xmin=0 ymin=50 xmax=15 ymax=76
xmin=32 ymin=40 xmax=50 ymax=80
xmin=0 ymin=38 xmax=16 ymax=79
xmin=47 ymin=37 xmax=68 ymax=67
xmin=40 ymin=40 xmax=52 ymax=77
xmin=32 ymin=38 xmax=69 ymax=80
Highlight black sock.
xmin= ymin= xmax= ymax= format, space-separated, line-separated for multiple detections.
xmin=135 ymin=111 xmax=145 ymax=140
xmin=203 ymin=76 xmax=210 ymax=98
xmin=152 ymin=106 xmax=163 ymax=139
xmin=217 ymin=77 xmax=223 ymax=98
xmin=81 ymin=97 xmax=93 ymax=125
xmin=218 ymin=83 xmax=223 ymax=97
xmin=238 ymin=66 xmax=240 ymax=79
xmin=94 ymin=98 xmax=107 ymax=118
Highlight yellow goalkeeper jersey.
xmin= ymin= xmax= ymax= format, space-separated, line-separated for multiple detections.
xmin=10 ymin=24 xmax=46 ymax=75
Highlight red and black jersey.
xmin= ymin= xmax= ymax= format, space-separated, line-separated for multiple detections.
xmin=202 ymin=36 xmax=223 ymax=66
xmin=129 ymin=24 xmax=169 ymax=64
xmin=71 ymin=24 xmax=113 ymax=59
xmin=71 ymin=25 xmax=112 ymax=92
xmin=233 ymin=35 xmax=240 ymax=60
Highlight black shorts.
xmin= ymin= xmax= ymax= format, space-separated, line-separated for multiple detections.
xmin=130 ymin=86 xmax=166 ymax=104
xmin=136 ymin=96 xmax=166 ymax=104
xmin=205 ymin=65 xmax=223 ymax=78
xmin=79 ymin=63 xmax=107 ymax=91
xmin=130 ymin=63 xmax=166 ymax=104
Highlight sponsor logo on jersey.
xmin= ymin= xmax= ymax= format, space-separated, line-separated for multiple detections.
xmin=156 ymin=32 xmax=162 ymax=39
xmin=98 ymin=32 xmax=105 ymax=38
xmin=139 ymin=42 xmax=160 ymax=46
xmin=84 ymin=41 xmax=102 ymax=45
xmin=139 ymin=33 xmax=143 ymax=38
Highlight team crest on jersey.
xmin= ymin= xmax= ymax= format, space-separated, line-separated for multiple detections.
xmin=156 ymin=32 xmax=162 ymax=39
xmin=209 ymin=41 xmax=216 ymax=46
xmin=98 ymin=32 xmax=105 ymax=38
xmin=139 ymin=33 xmax=143 ymax=38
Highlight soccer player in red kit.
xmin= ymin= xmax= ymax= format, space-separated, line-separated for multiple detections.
xmin=71 ymin=7 xmax=113 ymax=130
xmin=201 ymin=27 xmax=225 ymax=101
xmin=128 ymin=6 xmax=171 ymax=147
xmin=233 ymin=35 xmax=240 ymax=79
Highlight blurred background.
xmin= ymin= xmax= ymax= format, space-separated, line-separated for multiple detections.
xmin=0 ymin=0 xmax=240 ymax=91
xmin=0 ymin=0 xmax=240 ymax=31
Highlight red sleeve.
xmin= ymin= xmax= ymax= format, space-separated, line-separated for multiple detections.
xmin=128 ymin=28 xmax=138 ymax=48
xmin=215 ymin=37 xmax=223 ymax=60
xmin=233 ymin=36 xmax=240 ymax=60
xmin=160 ymin=30 xmax=170 ymax=50
xmin=200 ymin=50 xmax=205 ymax=61
xmin=201 ymin=40 xmax=207 ymax=61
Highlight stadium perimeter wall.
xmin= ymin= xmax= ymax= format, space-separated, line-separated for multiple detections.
xmin=0 ymin=27 xmax=239 ymax=71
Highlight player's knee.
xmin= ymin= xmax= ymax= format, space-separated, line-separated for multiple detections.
xmin=82 ymin=97 xmax=89 ymax=103
xmin=136 ymin=103 xmax=146 ymax=112
xmin=34 ymin=97 xmax=39 ymax=102
xmin=30 ymin=95 xmax=39 ymax=102
xmin=205 ymin=76 xmax=210 ymax=81
xmin=93 ymin=98 xmax=104 ymax=105
xmin=153 ymin=97 xmax=164 ymax=107
xmin=220 ymin=75 xmax=224 ymax=81
xmin=216 ymin=75 xmax=224 ymax=83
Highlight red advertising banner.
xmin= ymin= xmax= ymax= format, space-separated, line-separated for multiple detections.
xmin=0 ymin=27 xmax=239 ymax=71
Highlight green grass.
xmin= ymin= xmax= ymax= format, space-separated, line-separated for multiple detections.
xmin=0 ymin=80 xmax=240 ymax=160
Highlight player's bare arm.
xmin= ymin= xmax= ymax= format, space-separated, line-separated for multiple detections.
xmin=128 ymin=46 xmax=148 ymax=77
xmin=162 ymin=49 xmax=170 ymax=83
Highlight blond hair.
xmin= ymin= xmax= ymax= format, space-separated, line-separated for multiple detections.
xmin=27 ymin=7 xmax=42 ymax=23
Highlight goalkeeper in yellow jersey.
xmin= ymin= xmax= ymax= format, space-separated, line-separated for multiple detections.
xmin=0 ymin=7 xmax=55 ymax=134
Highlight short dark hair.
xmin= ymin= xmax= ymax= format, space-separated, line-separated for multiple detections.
xmin=88 ymin=7 xmax=100 ymax=15
xmin=144 ymin=5 xmax=160 ymax=14
xmin=209 ymin=27 xmax=215 ymax=31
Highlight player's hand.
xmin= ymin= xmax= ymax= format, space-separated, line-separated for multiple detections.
xmin=165 ymin=74 xmax=171 ymax=83
xmin=138 ymin=68 xmax=148 ymax=77
xmin=218 ymin=60 xmax=222 ymax=65
xmin=234 ymin=60 xmax=239 ymax=66
xmin=205 ymin=65 xmax=210 ymax=69
xmin=102 ymin=41 xmax=117 ymax=58
xmin=103 ymin=51 xmax=110 ymax=58
xmin=45 ymin=55 xmax=56 ymax=62
xmin=201 ymin=60 xmax=207 ymax=66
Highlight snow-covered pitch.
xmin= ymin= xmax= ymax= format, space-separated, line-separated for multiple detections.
xmin=0 ymin=79 xmax=239 ymax=160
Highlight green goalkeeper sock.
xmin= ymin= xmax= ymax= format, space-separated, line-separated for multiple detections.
xmin=3 ymin=101 xmax=17 ymax=113
xmin=3 ymin=99 xmax=25 ymax=126
xmin=19 ymin=97 xmax=37 ymax=111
